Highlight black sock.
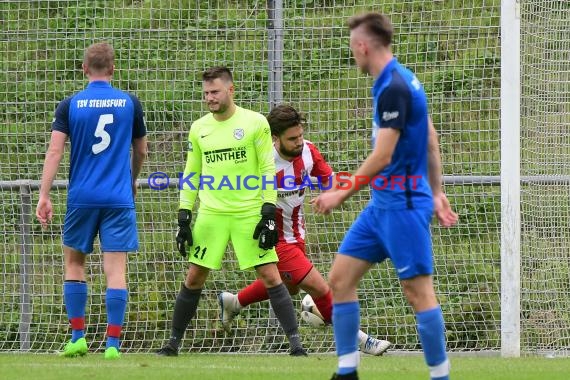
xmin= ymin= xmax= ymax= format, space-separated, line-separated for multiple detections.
xmin=169 ymin=283 xmax=202 ymax=347
xmin=267 ymin=283 xmax=302 ymax=350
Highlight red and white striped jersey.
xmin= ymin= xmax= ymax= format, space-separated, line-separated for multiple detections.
xmin=274 ymin=140 xmax=333 ymax=244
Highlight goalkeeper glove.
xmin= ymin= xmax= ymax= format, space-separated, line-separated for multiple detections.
xmin=176 ymin=209 xmax=192 ymax=257
xmin=253 ymin=203 xmax=278 ymax=250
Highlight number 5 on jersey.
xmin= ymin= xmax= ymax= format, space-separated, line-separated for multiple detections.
xmin=92 ymin=114 xmax=113 ymax=154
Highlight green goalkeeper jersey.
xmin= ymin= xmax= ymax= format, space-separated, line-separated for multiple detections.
xmin=179 ymin=106 xmax=277 ymax=216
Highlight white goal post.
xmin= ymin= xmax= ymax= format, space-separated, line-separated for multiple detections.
xmin=500 ymin=0 xmax=521 ymax=358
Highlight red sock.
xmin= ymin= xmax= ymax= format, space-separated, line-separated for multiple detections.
xmin=237 ymin=279 xmax=269 ymax=307
xmin=313 ymin=289 xmax=333 ymax=324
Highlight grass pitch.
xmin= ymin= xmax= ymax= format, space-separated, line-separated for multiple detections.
xmin=1 ymin=353 xmax=569 ymax=380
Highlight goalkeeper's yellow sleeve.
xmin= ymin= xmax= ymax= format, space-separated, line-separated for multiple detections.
xmin=255 ymin=117 xmax=277 ymax=205
xmin=179 ymin=126 xmax=201 ymax=210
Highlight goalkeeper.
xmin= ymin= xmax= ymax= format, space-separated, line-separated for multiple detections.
xmin=218 ymin=104 xmax=391 ymax=356
xmin=157 ymin=67 xmax=306 ymax=357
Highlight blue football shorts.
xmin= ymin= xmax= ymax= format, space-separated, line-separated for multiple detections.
xmin=338 ymin=205 xmax=434 ymax=280
xmin=63 ymin=207 xmax=139 ymax=254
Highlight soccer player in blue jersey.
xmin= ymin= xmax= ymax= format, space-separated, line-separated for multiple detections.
xmin=312 ymin=13 xmax=458 ymax=380
xmin=36 ymin=42 xmax=147 ymax=360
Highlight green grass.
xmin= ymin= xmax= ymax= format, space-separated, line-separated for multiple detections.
xmin=1 ymin=353 xmax=569 ymax=380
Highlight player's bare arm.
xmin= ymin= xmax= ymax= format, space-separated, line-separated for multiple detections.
xmin=36 ymin=130 xmax=67 ymax=228
xmin=131 ymin=136 xmax=148 ymax=197
xmin=312 ymin=127 xmax=400 ymax=214
xmin=427 ymin=118 xmax=458 ymax=227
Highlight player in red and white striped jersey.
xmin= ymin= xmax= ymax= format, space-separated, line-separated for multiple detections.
xmin=274 ymin=138 xmax=332 ymax=243
xmin=218 ymin=104 xmax=391 ymax=356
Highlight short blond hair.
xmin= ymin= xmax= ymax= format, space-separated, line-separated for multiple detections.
xmin=84 ymin=42 xmax=114 ymax=75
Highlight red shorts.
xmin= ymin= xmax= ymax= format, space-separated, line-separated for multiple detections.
xmin=275 ymin=242 xmax=313 ymax=286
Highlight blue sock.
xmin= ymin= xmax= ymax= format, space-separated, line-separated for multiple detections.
xmin=63 ymin=281 xmax=87 ymax=343
xmin=332 ymin=301 xmax=360 ymax=375
xmin=416 ymin=305 xmax=449 ymax=380
xmin=106 ymin=288 xmax=128 ymax=349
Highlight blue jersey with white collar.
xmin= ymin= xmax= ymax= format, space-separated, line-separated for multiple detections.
xmin=52 ymin=81 xmax=146 ymax=208
xmin=370 ymin=57 xmax=432 ymax=210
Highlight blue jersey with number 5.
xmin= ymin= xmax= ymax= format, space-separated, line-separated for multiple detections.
xmin=52 ymin=81 xmax=146 ymax=208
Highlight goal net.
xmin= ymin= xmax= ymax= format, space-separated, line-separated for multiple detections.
xmin=520 ymin=0 xmax=570 ymax=356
